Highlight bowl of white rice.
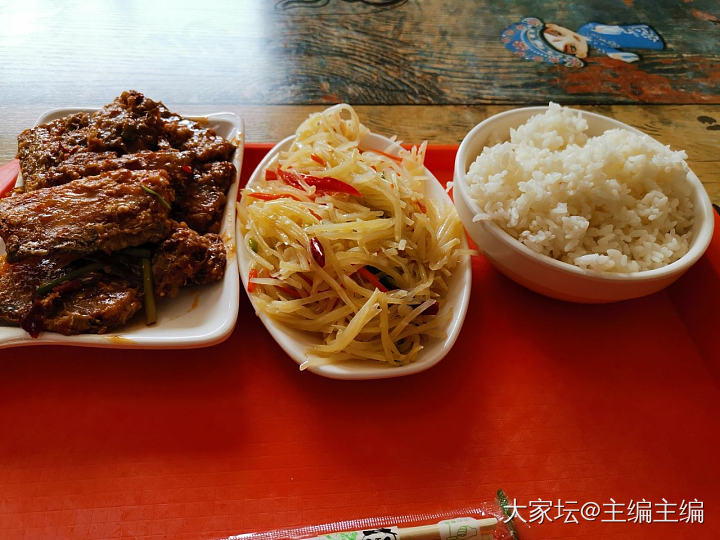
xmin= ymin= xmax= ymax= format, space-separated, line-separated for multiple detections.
xmin=453 ymin=103 xmax=715 ymax=302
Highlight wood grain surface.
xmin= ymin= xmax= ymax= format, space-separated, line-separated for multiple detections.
xmin=0 ymin=1 xmax=717 ymax=195
xmin=0 ymin=1 xmax=718 ymax=107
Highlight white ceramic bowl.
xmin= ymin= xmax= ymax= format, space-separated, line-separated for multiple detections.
xmin=453 ymin=106 xmax=715 ymax=303
xmin=0 ymin=108 xmax=243 ymax=349
xmin=237 ymin=132 xmax=472 ymax=379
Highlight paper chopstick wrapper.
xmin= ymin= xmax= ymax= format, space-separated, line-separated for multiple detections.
xmin=310 ymin=517 xmax=498 ymax=540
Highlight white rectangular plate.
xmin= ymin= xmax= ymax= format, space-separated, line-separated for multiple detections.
xmin=0 ymin=108 xmax=243 ymax=349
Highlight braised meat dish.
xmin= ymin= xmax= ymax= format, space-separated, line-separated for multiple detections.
xmin=0 ymin=169 xmax=175 ymax=262
xmin=0 ymin=91 xmax=236 ymax=336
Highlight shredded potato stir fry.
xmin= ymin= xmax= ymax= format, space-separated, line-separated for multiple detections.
xmin=237 ymin=104 xmax=466 ymax=368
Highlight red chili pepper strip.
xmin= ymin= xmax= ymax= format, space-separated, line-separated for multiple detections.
xmin=0 ymin=159 xmax=20 ymax=198
xmin=277 ymin=169 xmax=301 ymax=189
xmin=416 ymin=200 xmax=427 ymax=214
xmin=181 ymin=164 xmax=193 ymax=174
xmin=278 ymin=169 xmax=362 ymax=197
xmin=247 ymin=268 xmax=258 ymax=293
xmin=265 ymin=168 xmax=279 ymax=180
xmin=308 ymin=208 xmax=322 ymax=220
xmin=310 ymin=153 xmax=326 ymax=166
xmin=247 ymin=192 xmax=302 ymax=202
xmin=20 ymin=300 xmax=44 ymax=338
xmin=361 ymin=148 xmax=403 ymax=162
xmin=275 ymin=285 xmax=302 ymax=299
xmin=357 ymin=266 xmax=389 ymax=292
xmin=310 ymin=237 xmax=325 ymax=267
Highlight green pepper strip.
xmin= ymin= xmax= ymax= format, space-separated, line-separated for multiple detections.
xmin=142 ymin=258 xmax=157 ymax=325
xmin=497 ymin=489 xmax=520 ymax=540
xmin=357 ymin=266 xmax=388 ymax=292
xmin=366 ymin=265 xmax=396 ymax=290
xmin=140 ymin=184 xmax=171 ymax=210
xmin=36 ymin=262 xmax=104 ymax=296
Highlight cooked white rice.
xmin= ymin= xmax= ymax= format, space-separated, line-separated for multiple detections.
xmin=465 ymin=103 xmax=695 ymax=272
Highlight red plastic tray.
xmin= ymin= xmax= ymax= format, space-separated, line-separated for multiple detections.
xmin=0 ymin=145 xmax=718 ymax=539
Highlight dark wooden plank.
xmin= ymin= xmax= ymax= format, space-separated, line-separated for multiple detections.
xmin=0 ymin=0 xmax=718 ymax=107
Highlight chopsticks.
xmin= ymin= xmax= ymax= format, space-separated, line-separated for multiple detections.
xmin=307 ymin=517 xmax=499 ymax=540
xmin=395 ymin=517 xmax=498 ymax=540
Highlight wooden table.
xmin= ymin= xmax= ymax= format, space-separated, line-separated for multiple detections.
xmin=0 ymin=1 xmax=718 ymax=539
xmin=1 ymin=1 xmax=718 ymax=202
